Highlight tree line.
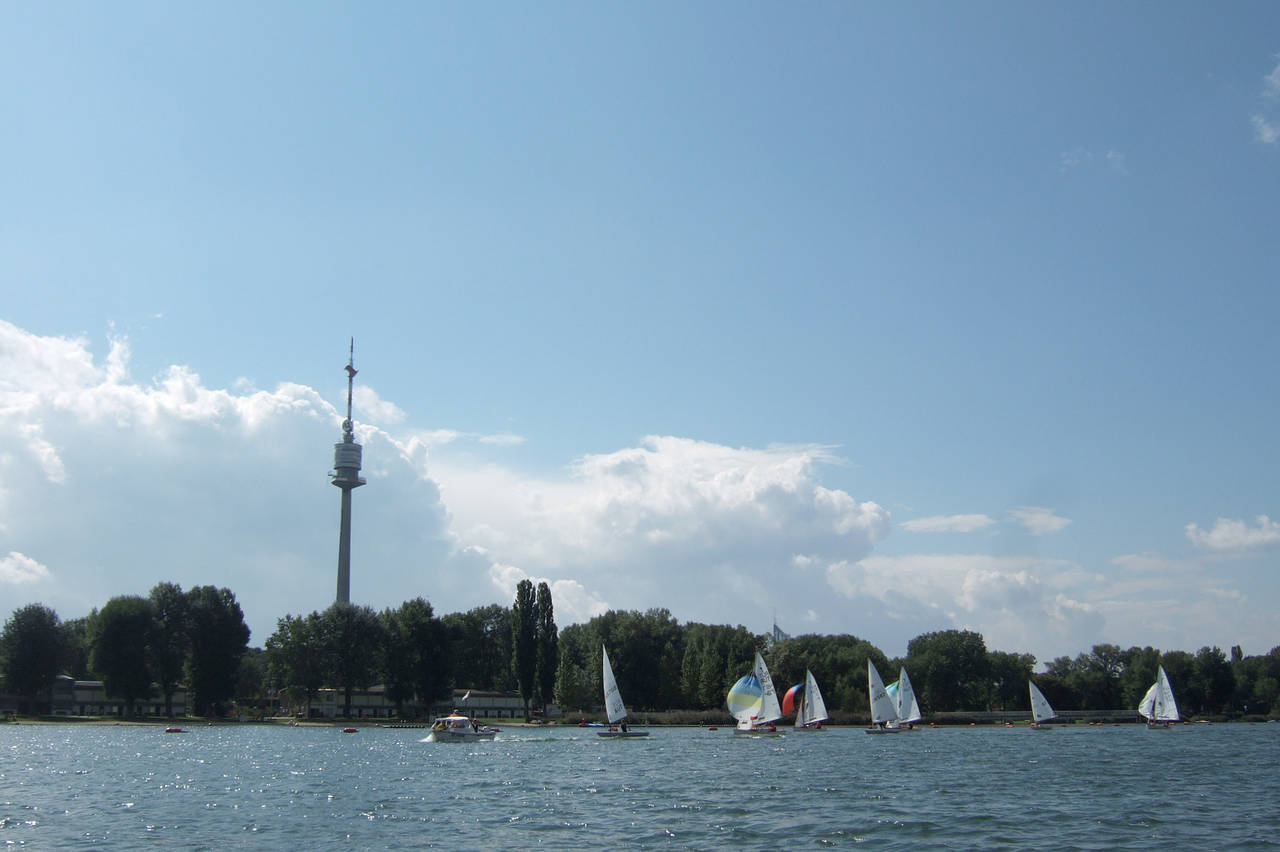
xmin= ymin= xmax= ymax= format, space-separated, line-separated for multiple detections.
xmin=5 ymin=588 xmax=1278 ymax=720
xmin=0 ymin=579 xmax=562 ymax=721
xmin=0 ymin=583 xmax=249 ymax=717
xmin=551 ymin=609 xmax=1280 ymax=719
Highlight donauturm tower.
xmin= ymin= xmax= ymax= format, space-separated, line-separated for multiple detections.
xmin=331 ymin=340 xmax=365 ymax=604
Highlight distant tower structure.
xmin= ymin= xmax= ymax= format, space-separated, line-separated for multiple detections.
xmin=331 ymin=339 xmax=365 ymax=605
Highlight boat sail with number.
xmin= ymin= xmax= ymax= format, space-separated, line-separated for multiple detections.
xmin=727 ymin=652 xmax=783 ymax=734
xmin=1029 ymin=679 xmax=1057 ymax=729
xmin=598 ymin=646 xmax=649 ymax=738
xmin=1138 ymin=665 xmax=1180 ymax=729
xmin=885 ymin=667 xmax=922 ymax=730
xmin=782 ymin=669 xmax=829 ymax=730
xmin=867 ymin=660 xmax=902 ymax=733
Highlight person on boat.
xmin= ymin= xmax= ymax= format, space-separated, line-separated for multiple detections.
xmin=620 ymin=720 xmax=629 ymax=732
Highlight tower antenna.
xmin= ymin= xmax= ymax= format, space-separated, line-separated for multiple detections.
xmin=331 ymin=338 xmax=365 ymax=604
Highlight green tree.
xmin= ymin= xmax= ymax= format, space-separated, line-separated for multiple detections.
xmin=320 ymin=602 xmax=385 ymax=718
xmin=554 ymin=646 xmax=585 ymax=712
xmin=1 ymin=603 xmax=64 ymax=715
xmin=1192 ymin=646 xmax=1234 ymax=714
xmin=443 ymin=604 xmax=515 ymax=692
xmin=987 ymin=650 xmax=1035 ymax=711
xmin=512 ymin=579 xmax=537 ymax=719
xmin=236 ymin=647 xmax=267 ymax=713
xmin=60 ymin=615 xmax=93 ymax=680
xmin=265 ymin=612 xmax=326 ymax=717
xmin=90 ymin=596 xmax=155 ymax=717
xmin=382 ymin=598 xmax=451 ymax=717
xmin=535 ymin=582 xmax=558 ymax=711
xmin=149 ymin=582 xmax=189 ymax=717
xmin=186 ymin=586 xmax=250 ymax=717
xmin=906 ymin=629 xmax=990 ymax=712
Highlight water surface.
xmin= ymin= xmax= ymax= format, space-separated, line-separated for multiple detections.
xmin=2 ymin=722 xmax=1277 ymax=849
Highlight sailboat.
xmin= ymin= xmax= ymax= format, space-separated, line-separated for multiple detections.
xmin=727 ymin=652 xmax=783 ymax=734
xmin=598 ymin=646 xmax=649 ymax=737
xmin=782 ymin=669 xmax=829 ymax=730
xmin=885 ymin=667 xmax=922 ymax=730
xmin=1028 ymin=679 xmax=1056 ymax=729
xmin=1138 ymin=665 xmax=1180 ymax=729
xmin=866 ymin=660 xmax=902 ymax=733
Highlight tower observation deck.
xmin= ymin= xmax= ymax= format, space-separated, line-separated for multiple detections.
xmin=331 ymin=340 xmax=365 ymax=605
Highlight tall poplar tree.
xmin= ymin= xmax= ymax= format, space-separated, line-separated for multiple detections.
xmin=535 ymin=582 xmax=558 ymax=711
xmin=511 ymin=579 xmax=537 ymax=720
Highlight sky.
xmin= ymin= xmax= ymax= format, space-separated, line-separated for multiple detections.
xmin=2 ymin=2 xmax=1278 ymax=666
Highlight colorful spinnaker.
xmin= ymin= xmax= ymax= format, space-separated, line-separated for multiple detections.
xmin=726 ymin=675 xmax=764 ymax=723
xmin=783 ymin=683 xmax=803 ymax=717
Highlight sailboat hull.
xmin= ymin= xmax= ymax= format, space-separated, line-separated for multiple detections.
xmin=597 ymin=730 xmax=650 ymax=737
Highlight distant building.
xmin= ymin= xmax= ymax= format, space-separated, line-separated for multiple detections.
xmin=287 ymin=687 xmax=560 ymax=720
xmin=47 ymin=676 xmax=189 ymax=717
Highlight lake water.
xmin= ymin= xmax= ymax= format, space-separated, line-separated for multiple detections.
xmin=2 ymin=722 xmax=1278 ymax=849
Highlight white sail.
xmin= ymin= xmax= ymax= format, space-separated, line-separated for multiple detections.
xmin=602 ymin=646 xmax=627 ymax=724
xmin=1138 ymin=683 xmax=1158 ymax=720
xmin=1152 ymin=665 xmax=1180 ymax=722
xmin=796 ymin=669 xmax=829 ymax=727
xmin=1029 ymin=680 xmax=1056 ymax=724
xmin=895 ymin=667 xmax=922 ymax=724
xmin=868 ymin=660 xmax=898 ymax=725
xmin=754 ymin=652 xmax=783 ymax=724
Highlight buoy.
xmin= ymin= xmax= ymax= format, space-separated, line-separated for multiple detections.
xmin=708 ymin=726 xmax=718 ymax=731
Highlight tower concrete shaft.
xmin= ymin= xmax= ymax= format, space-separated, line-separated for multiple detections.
xmin=331 ymin=341 xmax=365 ymax=604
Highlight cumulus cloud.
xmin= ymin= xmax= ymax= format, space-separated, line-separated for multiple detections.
xmin=0 ymin=551 xmax=51 ymax=584
xmin=1186 ymin=515 xmax=1280 ymax=551
xmin=901 ymin=514 xmax=995 ymax=533
xmin=353 ymin=386 xmax=406 ymax=425
xmin=823 ymin=553 xmax=1101 ymax=659
xmin=0 ymin=319 xmax=892 ymax=645
xmin=433 ymin=435 xmax=892 ymax=632
xmin=1010 ymin=506 xmax=1071 ymax=535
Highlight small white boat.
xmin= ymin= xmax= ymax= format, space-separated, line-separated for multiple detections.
xmin=598 ymin=646 xmax=649 ymax=738
xmin=784 ymin=669 xmax=829 ymax=731
xmin=886 ymin=667 xmax=922 ymax=730
xmin=1029 ymin=679 xmax=1057 ymax=729
xmin=1138 ymin=665 xmax=1180 ymax=729
xmin=728 ymin=652 xmax=784 ymax=734
xmin=866 ymin=660 xmax=902 ymax=733
xmin=426 ymin=714 xmax=498 ymax=743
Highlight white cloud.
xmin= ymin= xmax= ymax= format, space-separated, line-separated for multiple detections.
xmin=1253 ymin=115 xmax=1279 ymax=144
xmin=823 ymin=553 xmax=1101 ymax=660
xmin=1010 ymin=506 xmax=1071 ymax=535
xmin=1105 ymin=150 xmax=1129 ymax=175
xmin=1264 ymin=59 xmax=1280 ymax=98
xmin=0 ymin=551 xmax=51 ymax=584
xmin=901 ymin=514 xmax=995 ymax=533
xmin=478 ymin=433 xmax=526 ymax=446
xmin=0 ymin=319 xmax=891 ymax=646
xmin=1186 ymin=515 xmax=1280 ymax=551
xmin=487 ymin=562 xmax=610 ymax=626
xmin=353 ymin=386 xmax=406 ymax=425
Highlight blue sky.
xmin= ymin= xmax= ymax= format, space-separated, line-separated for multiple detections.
xmin=2 ymin=2 xmax=1278 ymax=664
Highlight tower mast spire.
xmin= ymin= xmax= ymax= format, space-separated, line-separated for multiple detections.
xmin=332 ymin=339 xmax=365 ymax=604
